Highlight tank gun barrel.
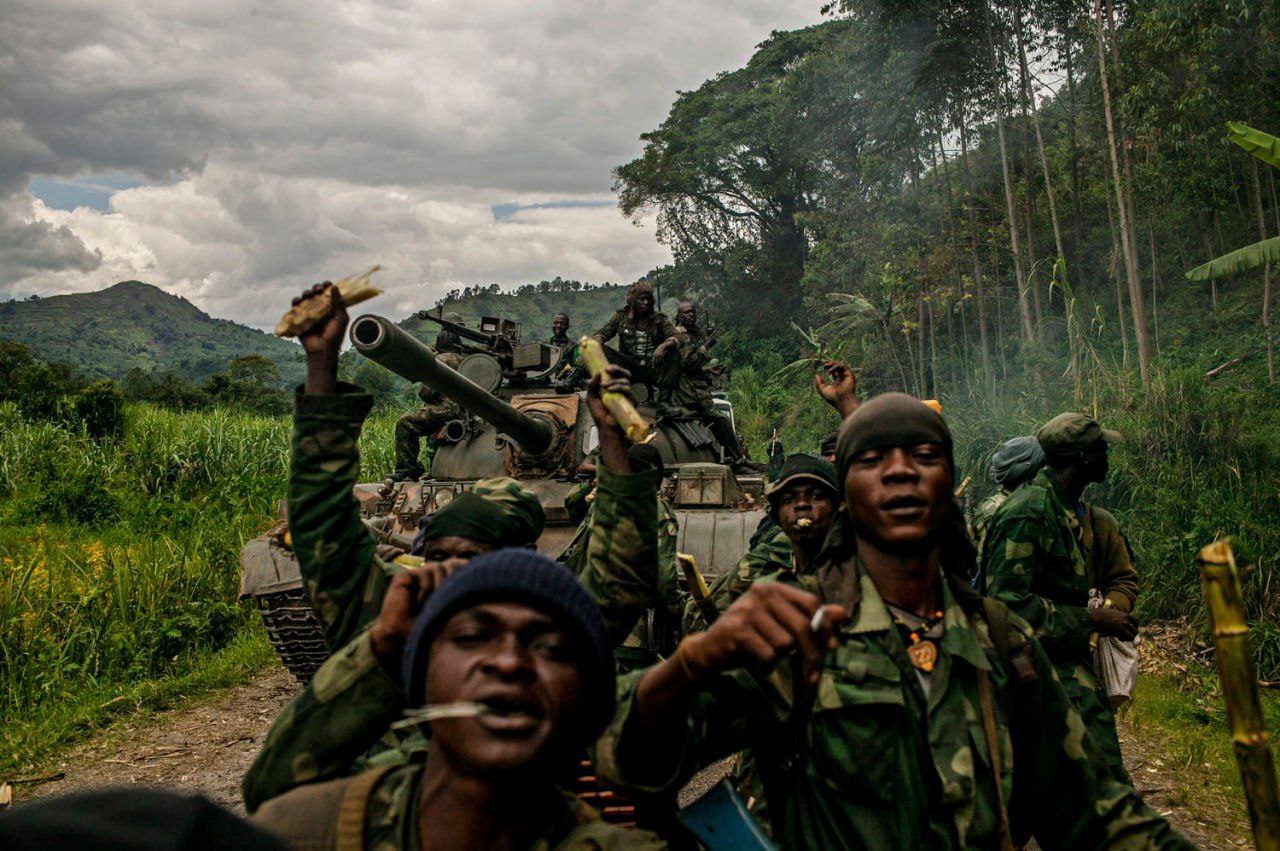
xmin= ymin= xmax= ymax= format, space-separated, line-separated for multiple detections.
xmin=349 ymin=315 xmax=554 ymax=455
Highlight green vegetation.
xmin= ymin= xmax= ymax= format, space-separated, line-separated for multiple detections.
xmin=0 ymin=394 xmax=398 ymax=773
xmin=621 ymin=1 xmax=1280 ymax=674
xmin=0 ymin=281 xmax=306 ymax=386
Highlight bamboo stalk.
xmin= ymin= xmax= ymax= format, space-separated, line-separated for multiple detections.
xmin=1198 ymin=540 xmax=1280 ymax=851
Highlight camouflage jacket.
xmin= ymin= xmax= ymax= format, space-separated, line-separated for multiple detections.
xmin=1081 ymin=503 xmax=1140 ymax=613
xmin=970 ymin=490 xmax=1009 ymax=558
xmin=576 ymin=464 xmax=664 ymax=646
xmin=683 ymin=522 xmax=792 ymax=634
xmin=289 ymin=384 xmax=392 ymax=651
xmin=594 ymin=310 xmax=675 ymax=365
xmin=668 ymin=325 xmax=714 ymax=407
xmin=596 ymin=556 xmax=1191 ymax=850
xmin=247 ymin=639 xmax=664 ymax=850
xmin=981 ymin=470 xmax=1094 ymax=665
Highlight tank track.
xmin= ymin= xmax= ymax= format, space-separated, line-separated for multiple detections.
xmin=255 ymin=588 xmax=329 ymax=684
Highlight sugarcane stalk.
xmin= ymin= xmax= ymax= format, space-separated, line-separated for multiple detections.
xmin=1198 ymin=540 xmax=1280 ymax=851
xmin=577 ymin=337 xmax=652 ymax=443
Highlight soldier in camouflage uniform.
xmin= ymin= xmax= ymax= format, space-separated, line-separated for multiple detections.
xmin=981 ymin=412 xmax=1138 ymax=785
xmin=390 ymin=313 xmax=468 ymax=482
xmin=970 ymin=435 xmax=1045 ymax=562
xmin=248 ymin=548 xmax=666 ymax=851
xmin=593 ymin=279 xmax=674 ymax=387
xmin=595 ymin=393 xmax=1191 ymax=849
xmin=653 ymin=300 xmax=756 ymax=472
xmin=685 ymin=454 xmax=837 ymax=634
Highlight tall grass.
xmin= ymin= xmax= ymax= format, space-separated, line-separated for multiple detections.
xmin=0 ymin=401 xmax=398 ymax=772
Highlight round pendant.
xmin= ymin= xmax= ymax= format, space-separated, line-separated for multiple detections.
xmin=907 ymin=640 xmax=938 ymax=673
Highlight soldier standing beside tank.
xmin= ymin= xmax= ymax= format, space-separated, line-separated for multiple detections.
xmin=592 ymin=279 xmax=674 ymax=387
xmin=981 ymin=412 xmax=1139 ymax=785
xmin=390 ymin=312 xmax=469 ymax=483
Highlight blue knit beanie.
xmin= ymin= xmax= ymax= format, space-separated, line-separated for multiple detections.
xmin=400 ymin=548 xmax=615 ymax=741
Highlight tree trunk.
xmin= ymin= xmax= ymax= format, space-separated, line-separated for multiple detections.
xmin=1251 ymin=157 xmax=1276 ymax=384
xmin=1105 ymin=181 xmax=1131 ymax=366
xmin=928 ymin=130 xmax=962 ymax=396
xmin=958 ymin=109 xmax=995 ymax=384
xmin=1203 ymin=231 xmax=1220 ymax=317
xmin=1013 ymin=0 xmax=1044 ymax=333
xmin=982 ymin=0 xmax=1034 ymax=343
xmin=1093 ymin=0 xmax=1151 ymax=385
xmin=1147 ymin=220 xmax=1161 ymax=356
xmin=1064 ymin=28 xmax=1084 ymax=259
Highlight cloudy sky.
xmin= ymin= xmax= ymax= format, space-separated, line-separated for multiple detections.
xmin=1 ymin=0 xmax=820 ymax=329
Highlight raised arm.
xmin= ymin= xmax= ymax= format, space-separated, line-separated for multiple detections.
xmin=287 ymin=283 xmax=383 ymax=649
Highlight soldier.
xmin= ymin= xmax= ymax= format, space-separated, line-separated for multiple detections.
xmin=549 ymin=311 xmax=572 ymax=348
xmin=982 ymin=412 xmax=1138 ymax=785
xmin=689 ymin=454 xmax=838 ymax=633
xmin=971 ymin=435 xmax=1045 ymax=563
xmin=592 ymin=279 xmax=675 ymax=386
xmin=248 ymin=549 xmax=666 ymax=851
xmin=390 ymin=312 xmax=469 ymax=482
xmin=595 ymin=393 xmax=1192 ymax=849
xmin=656 ymin=299 xmax=759 ymax=472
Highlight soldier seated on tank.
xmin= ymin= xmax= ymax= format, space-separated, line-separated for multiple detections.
xmin=390 ymin=312 xmax=470 ymax=482
xmin=548 ymin=311 xmax=572 ymax=348
xmin=592 ymin=278 xmax=674 ymax=388
xmin=248 ymin=549 xmax=665 ymax=851
xmin=652 ymin=299 xmax=761 ymax=473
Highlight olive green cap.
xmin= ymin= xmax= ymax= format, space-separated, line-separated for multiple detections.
xmin=1035 ymin=412 xmax=1122 ymax=460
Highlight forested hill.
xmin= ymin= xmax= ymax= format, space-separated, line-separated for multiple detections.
xmin=400 ymin=282 xmax=647 ymax=343
xmin=0 ymin=282 xmax=305 ymax=385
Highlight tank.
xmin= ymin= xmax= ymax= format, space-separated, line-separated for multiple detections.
xmin=241 ymin=313 xmax=765 ymax=683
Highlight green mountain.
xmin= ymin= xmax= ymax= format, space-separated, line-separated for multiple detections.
xmin=0 ymin=281 xmax=305 ymax=385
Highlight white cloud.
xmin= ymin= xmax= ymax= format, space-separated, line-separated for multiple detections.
xmin=0 ymin=0 xmax=820 ymax=326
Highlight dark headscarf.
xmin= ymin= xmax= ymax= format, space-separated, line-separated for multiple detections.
xmin=835 ymin=392 xmax=954 ymax=484
xmin=989 ymin=435 xmax=1045 ymax=487
xmin=417 ymin=477 xmax=544 ymax=550
xmin=827 ymin=392 xmax=973 ymax=577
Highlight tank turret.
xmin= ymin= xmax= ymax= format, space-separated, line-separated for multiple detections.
xmin=241 ymin=312 xmax=766 ymax=683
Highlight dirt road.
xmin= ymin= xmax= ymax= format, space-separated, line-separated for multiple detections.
xmin=10 ymin=663 xmax=1251 ymax=846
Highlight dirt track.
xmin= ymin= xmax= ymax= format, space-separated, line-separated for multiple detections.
xmin=9 ymin=663 xmax=1249 ymax=847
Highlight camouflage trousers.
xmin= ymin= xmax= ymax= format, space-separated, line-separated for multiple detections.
xmin=393 ymin=402 xmax=461 ymax=478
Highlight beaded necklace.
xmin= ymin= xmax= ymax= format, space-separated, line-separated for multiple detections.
xmin=891 ymin=608 xmax=945 ymax=672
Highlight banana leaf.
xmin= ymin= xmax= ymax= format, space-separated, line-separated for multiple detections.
xmin=1186 ymin=236 xmax=1280 ymax=281
xmin=1228 ymin=122 xmax=1280 ymax=170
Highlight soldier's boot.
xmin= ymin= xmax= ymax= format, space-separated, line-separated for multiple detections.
xmin=709 ymin=415 xmax=762 ymax=473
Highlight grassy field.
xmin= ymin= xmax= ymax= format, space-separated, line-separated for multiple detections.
xmin=0 ymin=401 xmax=397 ymax=775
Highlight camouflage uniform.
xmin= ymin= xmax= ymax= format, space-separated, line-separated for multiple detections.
xmin=575 ymin=465 xmax=666 ymax=649
xmin=595 ymin=557 xmax=1192 ymax=850
xmin=594 ymin=303 xmax=674 ymax=386
xmin=392 ymin=351 xmax=464 ymax=479
xmin=970 ymin=490 xmax=1010 ymax=558
xmin=244 ymin=633 xmax=664 ymax=851
xmin=658 ymin=324 xmax=745 ymax=462
xmin=981 ymin=469 xmax=1128 ymax=782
